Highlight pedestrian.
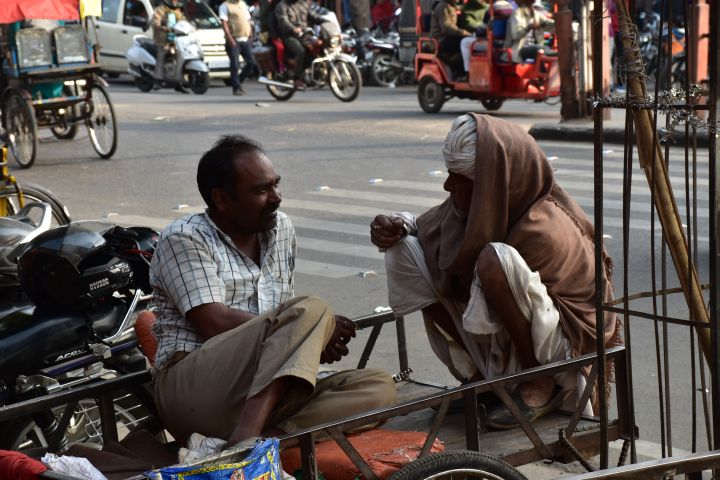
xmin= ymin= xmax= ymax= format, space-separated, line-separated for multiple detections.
xmin=219 ymin=0 xmax=258 ymax=96
xmin=150 ymin=134 xmax=397 ymax=447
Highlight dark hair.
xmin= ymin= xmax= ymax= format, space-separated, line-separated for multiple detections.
xmin=197 ymin=135 xmax=265 ymax=210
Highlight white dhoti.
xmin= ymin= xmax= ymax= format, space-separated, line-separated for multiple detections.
xmin=385 ymin=236 xmax=591 ymax=414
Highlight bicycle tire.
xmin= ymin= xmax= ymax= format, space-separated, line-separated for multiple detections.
xmin=0 ymin=183 xmax=71 ymax=225
xmin=388 ymin=451 xmax=527 ymax=480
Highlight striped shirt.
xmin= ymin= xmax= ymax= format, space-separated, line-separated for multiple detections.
xmin=149 ymin=210 xmax=296 ymax=369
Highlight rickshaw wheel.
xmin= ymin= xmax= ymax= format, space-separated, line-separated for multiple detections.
xmin=388 ymin=451 xmax=527 ymax=480
xmin=86 ymin=84 xmax=118 ymax=159
xmin=1 ymin=91 xmax=38 ymax=169
xmin=418 ymin=77 xmax=445 ymax=114
xmin=480 ymin=98 xmax=505 ymax=111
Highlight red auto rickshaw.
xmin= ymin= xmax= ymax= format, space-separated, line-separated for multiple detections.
xmin=404 ymin=0 xmax=561 ymax=113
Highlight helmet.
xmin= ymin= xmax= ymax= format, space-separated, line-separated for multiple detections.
xmin=17 ymin=221 xmax=158 ymax=310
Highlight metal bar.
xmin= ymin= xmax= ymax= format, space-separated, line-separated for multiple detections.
xmin=491 ymin=385 xmax=553 ymax=459
xmin=710 ymin=0 xmax=720 ymax=458
xmin=604 ymin=306 xmax=711 ymax=328
xmin=273 ymin=349 xmax=627 ymax=449
xmin=420 ymin=396 xmax=449 ymax=457
xmin=559 ymin=449 xmax=720 ymax=480
xmin=326 ymin=427 xmax=378 ymax=480
xmin=591 ymin=0 xmax=608 ymax=468
xmin=352 ymin=311 xmax=396 ymax=330
xmin=566 ymin=363 xmax=599 ymax=438
xmin=0 ymin=370 xmax=152 ymax=422
xmin=98 ymin=394 xmax=118 ymax=444
xmin=48 ymin=400 xmax=79 ymax=453
xmin=299 ymin=433 xmax=318 ymax=480
xmin=356 ymin=324 xmax=383 ymax=369
xmin=462 ymin=389 xmax=479 ymax=452
xmin=395 ymin=315 xmax=410 ymax=373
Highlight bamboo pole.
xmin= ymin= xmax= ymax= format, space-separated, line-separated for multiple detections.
xmin=614 ymin=0 xmax=712 ymax=364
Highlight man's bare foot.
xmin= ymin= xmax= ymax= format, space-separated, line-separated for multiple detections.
xmin=517 ymin=377 xmax=556 ymax=408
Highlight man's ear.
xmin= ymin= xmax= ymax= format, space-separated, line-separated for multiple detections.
xmin=211 ymin=188 xmax=231 ymax=213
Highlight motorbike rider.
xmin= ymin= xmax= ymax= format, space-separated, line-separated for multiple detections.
xmin=430 ymin=0 xmax=473 ymax=81
xmin=152 ymin=0 xmax=188 ymax=92
xmin=275 ymin=0 xmax=325 ymax=88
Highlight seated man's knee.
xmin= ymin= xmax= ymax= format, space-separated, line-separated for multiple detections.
xmin=293 ymin=295 xmax=334 ymax=325
xmin=475 ymin=244 xmax=504 ymax=287
xmin=357 ymin=368 xmax=398 ymax=407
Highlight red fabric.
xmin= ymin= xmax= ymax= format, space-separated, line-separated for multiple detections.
xmin=371 ymin=0 xmax=394 ymax=27
xmin=0 ymin=0 xmax=80 ymax=23
xmin=134 ymin=310 xmax=158 ymax=367
xmin=281 ymin=430 xmax=444 ymax=480
xmin=0 ymin=450 xmax=47 ymax=480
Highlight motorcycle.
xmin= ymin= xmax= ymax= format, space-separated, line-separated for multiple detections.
xmin=126 ymin=20 xmax=211 ymax=94
xmin=367 ymin=30 xmax=414 ymax=87
xmin=0 ymin=220 xmax=159 ymax=451
xmin=255 ymin=16 xmax=362 ymax=102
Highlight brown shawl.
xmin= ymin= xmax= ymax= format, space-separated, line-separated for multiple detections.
xmin=417 ymin=113 xmax=620 ymax=361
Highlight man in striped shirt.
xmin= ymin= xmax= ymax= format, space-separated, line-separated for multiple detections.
xmin=150 ymin=135 xmax=396 ymax=446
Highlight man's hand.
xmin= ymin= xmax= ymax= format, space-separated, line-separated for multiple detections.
xmin=320 ymin=315 xmax=356 ymax=364
xmin=370 ymin=214 xmax=406 ymax=250
xmin=294 ymin=27 xmax=303 ymax=36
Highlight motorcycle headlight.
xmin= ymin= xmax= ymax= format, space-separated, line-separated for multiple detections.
xmin=330 ymin=36 xmax=340 ymax=48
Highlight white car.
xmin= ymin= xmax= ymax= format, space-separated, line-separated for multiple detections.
xmin=95 ymin=0 xmax=237 ymax=79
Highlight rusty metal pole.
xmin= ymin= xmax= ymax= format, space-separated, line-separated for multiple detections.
xmin=556 ymin=0 xmax=581 ymax=119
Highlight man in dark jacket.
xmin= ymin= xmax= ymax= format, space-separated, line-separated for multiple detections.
xmin=430 ymin=0 xmax=472 ymax=79
xmin=275 ymin=0 xmax=324 ymax=86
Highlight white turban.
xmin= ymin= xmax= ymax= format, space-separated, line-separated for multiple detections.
xmin=442 ymin=114 xmax=477 ymax=179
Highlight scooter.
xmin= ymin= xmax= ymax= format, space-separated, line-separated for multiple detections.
xmin=126 ymin=20 xmax=211 ymax=94
xmin=0 ymin=220 xmax=159 ymax=451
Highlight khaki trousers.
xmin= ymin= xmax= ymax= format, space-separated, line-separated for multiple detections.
xmin=153 ymin=296 xmax=397 ymax=442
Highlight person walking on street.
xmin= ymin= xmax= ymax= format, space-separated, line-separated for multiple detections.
xmin=152 ymin=0 xmax=188 ymax=92
xmin=220 ymin=0 xmax=258 ymax=96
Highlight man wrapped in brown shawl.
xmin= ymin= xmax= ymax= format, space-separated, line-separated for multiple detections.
xmin=371 ymin=113 xmax=621 ymax=428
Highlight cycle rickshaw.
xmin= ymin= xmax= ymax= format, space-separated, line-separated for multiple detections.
xmin=0 ymin=0 xmax=118 ymax=169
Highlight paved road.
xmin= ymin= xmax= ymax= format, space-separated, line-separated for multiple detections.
xmin=10 ymin=79 xmax=714 ymax=468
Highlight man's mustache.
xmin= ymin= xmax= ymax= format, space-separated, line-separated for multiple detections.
xmin=262 ymin=203 xmax=280 ymax=215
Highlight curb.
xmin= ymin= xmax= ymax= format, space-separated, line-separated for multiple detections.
xmin=529 ymin=123 xmax=710 ymax=148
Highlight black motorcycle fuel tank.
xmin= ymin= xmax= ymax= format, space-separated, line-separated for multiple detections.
xmin=0 ymin=299 xmax=125 ymax=379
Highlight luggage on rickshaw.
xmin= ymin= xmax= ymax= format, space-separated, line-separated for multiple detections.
xmin=0 ymin=0 xmax=118 ymax=168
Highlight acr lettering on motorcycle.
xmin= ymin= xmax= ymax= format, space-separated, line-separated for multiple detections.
xmin=54 ymin=348 xmax=88 ymax=362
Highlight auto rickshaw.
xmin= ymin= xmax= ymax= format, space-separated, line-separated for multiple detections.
xmin=399 ymin=0 xmax=560 ymax=113
xmin=0 ymin=0 xmax=118 ymax=168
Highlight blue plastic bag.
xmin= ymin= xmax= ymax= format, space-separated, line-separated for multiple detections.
xmin=146 ymin=438 xmax=281 ymax=480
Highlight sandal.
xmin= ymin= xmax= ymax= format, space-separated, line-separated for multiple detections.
xmin=486 ymin=385 xmax=563 ymax=430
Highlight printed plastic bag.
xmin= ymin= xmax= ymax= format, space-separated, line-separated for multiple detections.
xmin=146 ymin=438 xmax=281 ymax=480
